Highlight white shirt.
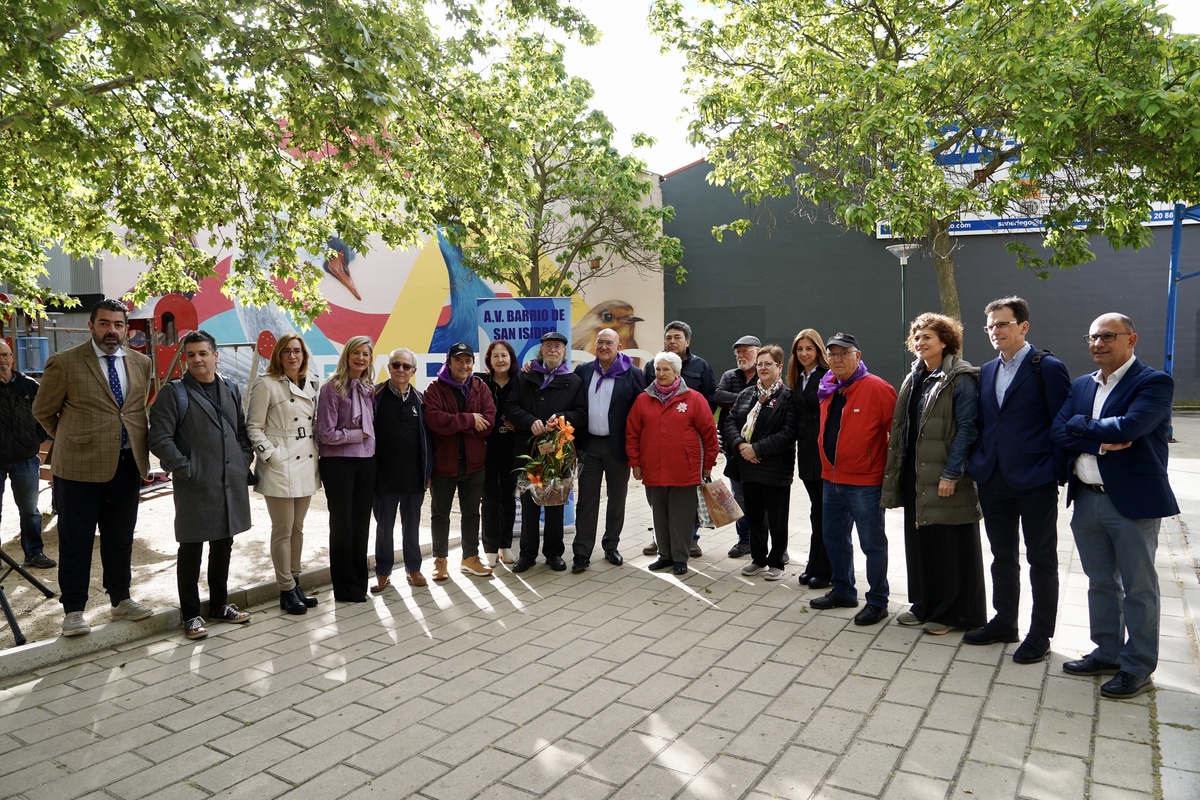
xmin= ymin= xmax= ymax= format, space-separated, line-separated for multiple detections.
xmin=587 ymin=368 xmax=616 ymax=436
xmin=801 ymin=366 xmax=818 ymax=392
xmin=994 ymin=342 xmax=1031 ymax=407
xmin=91 ymin=340 xmax=128 ymax=401
xmin=1073 ymin=355 xmax=1138 ymax=486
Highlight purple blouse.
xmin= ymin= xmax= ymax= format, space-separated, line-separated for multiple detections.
xmin=316 ymin=378 xmax=376 ymax=458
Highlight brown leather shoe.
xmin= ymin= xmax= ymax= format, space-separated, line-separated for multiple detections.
xmin=432 ymin=558 xmax=449 ymax=582
xmin=369 ymin=576 xmax=390 ymax=594
xmin=406 ymin=572 xmax=427 ymax=587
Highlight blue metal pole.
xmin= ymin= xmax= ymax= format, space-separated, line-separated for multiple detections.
xmin=1164 ymin=202 xmax=1185 ymax=376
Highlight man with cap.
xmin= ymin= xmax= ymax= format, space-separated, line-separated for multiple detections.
xmin=714 ymin=334 xmax=762 ymax=558
xmin=810 ymin=332 xmax=897 ymax=627
xmin=506 ymin=331 xmax=587 ymax=572
xmin=571 ymin=327 xmax=647 ymax=571
xmin=424 ymin=342 xmax=496 ymax=579
xmin=642 ymin=320 xmax=717 ymax=558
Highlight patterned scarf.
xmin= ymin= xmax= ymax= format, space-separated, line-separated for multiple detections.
xmin=741 ymin=377 xmax=783 ymax=440
xmin=593 ymin=352 xmax=632 ymax=392
xmin=651 ymin=375 xmax=681 ymax=403
xmin=529 ymin=357 xmax=572 ymax=389
xmin=817 ymin=359 xmax=869 ymax=401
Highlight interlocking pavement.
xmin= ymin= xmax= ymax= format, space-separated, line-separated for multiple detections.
xmin=2 ymin=418 xmax=1199 ymax=799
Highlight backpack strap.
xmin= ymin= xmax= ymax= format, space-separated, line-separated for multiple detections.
xmin=1030 ymin=349 xmax=1053 ymax=417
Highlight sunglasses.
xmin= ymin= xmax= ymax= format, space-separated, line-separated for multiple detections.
xmin=390 ymin=362 xmax=416 ymax=370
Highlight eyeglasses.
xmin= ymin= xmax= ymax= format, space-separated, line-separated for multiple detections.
xmin=827 ymin=350 xmax=858 ymax=360
xmin=542 ymin=343 xmax=565 ymax=350
xmin=390 ymin=362 xmax=416 ymax=370
xmin=755 ymin=362 xmax=779 ymax=369
xmin=1084 ymin=332 xmax=1132 ymax=344
xmin=983 ymin=322 xmax=1018 ymax=332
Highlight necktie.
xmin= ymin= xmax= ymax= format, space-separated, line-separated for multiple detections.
xmin=105 ymin=354 xmax=128 ymax=448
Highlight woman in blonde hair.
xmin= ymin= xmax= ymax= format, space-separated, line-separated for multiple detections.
xmin=247 ymin=334 xmax=321 ymax=614
xmin=316 ymin=335 xmax=376 ymax=602
xmin=787 ymin=328 xmax=832 ymax=589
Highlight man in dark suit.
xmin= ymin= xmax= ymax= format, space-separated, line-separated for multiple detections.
xmin=964 ymin=297 xmax=1070 ymax=664
xmin=1050 ymin=313 xmax=1178 ymax=699
xmin=571 ymin=327 xmax=647 ymax=571
xmin=33 ymin=298 xmax=154 ymax=637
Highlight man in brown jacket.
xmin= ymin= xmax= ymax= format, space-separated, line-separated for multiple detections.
xmin=33 ymin=298 xmax=155 ymax=637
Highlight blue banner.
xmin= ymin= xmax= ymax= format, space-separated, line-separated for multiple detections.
xmin=476 ymin=297 xmax=573 ymax=364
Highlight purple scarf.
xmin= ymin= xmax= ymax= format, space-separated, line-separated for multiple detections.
xmin=592 ymin=352 xmax=632 ymax=392
xmin=530 ymin=358 xmax=572 ymax=389
xmin=651 ymin=376 xmax=681 ymax=403
xmin=436 ymin=364 xmax=472 ymax=397
xmin=817 ymin=359 xmax=870 ymax=401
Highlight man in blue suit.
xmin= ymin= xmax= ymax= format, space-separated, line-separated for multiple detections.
xmin=1051 ymin=313 xmax=1178 ymax=699
xmin=572 ymin=328 xmax=647 ymax=571
xmin=965 ymin=297 xmax=1070 ymax=664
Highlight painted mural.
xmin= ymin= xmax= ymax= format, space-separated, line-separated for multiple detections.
xmin=100 ymin=231 xmax=665 ymax=388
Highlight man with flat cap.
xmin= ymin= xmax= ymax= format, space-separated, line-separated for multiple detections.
xmin=714 ymin=334 xmax=762 ymax=558
xmin=810 ymin=332 xmax=897 ymax=627
xmin=506 ymin=331 xmax=587 ymax=572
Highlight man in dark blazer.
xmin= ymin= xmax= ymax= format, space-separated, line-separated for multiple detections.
xmin=33 ymin=298 xmax=154 ymax=637
xmin=1050 ymin=313 xmax=1178 ymax=699
xmin=965 ymin=297 xmax=1070 ymax=664
xmin=571 ymin=328 xmax=647 ymax=571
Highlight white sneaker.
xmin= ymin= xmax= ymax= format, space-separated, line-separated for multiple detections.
xmin=765 ymin=567 xmax=784 ymax=581
xmin=497 ymin=548 xmax=515 ymax=565
xmin=62 ymin=611 xmax=90 ymax=637
xmin=741 ymin=562 xmax=765 ymax=576
xmin=112 ymin=598 xmax=153 ymax=621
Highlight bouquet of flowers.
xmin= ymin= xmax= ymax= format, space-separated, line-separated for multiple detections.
xmin=515 ymin=415 xmax=577 ymax=506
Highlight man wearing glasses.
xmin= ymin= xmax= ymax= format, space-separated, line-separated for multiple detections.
xmin=810 ymin=333 xmax=897 ymax=626
xmin=964 ymin=297 xmax=1070 ymax=664
xmin=1051 ymin=314 xmax=1177 ymax=699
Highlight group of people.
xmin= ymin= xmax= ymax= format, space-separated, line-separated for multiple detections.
xmin=1 ymin=297 xmax=1175 ymax=700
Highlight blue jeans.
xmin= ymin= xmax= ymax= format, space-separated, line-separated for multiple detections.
xmin=1071 ymin=487 xmax=1161 ymax=678
xmin=1 ymin=456 xmax=43 ymax=559
xmin=822 ymin=481 xmax=889 ymax=608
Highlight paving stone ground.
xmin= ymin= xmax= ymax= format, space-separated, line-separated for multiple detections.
xmin=1 ymin=416 xmax=1198 ymax=800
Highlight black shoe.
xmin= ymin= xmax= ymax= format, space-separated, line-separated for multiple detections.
xmin=280 ymin=589 xmax=307 ymax=615
xmin=810 ymin=591 xmax=858 ymax=610
xmin=643 ymin=539 xmax=659 ymax=556
xmin=1100 ymin=671 xmax=1154 ymax=699
xmin=854 ymin=604 xmax=889 ymax=626
xmin=293 ymin=584 xmax=318 ymax=608
xmin=806 ymin=577 xmax=831 ymax=590
xmin=512 ymin=558 xmax=536 ymax=573
xmin=548 ymin=557 xmax=567 ymax=571
xmin=1013 ymin=633 xmax=1051 ymax=664
xmin=962 ymin=619 xmax=1020 ymax=646
xmin=571 ymin=558 xmax=589 ymax=574
xmin=1063 ymin=654 xmax=1121 ymax=676
xmin=647 ymin=557 xmax=673 ymax=571
xmin=797 ymin=571 xmax=812 ymax=584
xmin=604 ymin=549 xmax=623 ymax=566
xmin=22 ymin=553 xmax=56 ymax=569
xmin=672 ymin=563 xmax=688 ymax=575
xmin=728 ymin=542 xmax=751 ymax=558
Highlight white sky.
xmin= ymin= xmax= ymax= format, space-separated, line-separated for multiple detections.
xmin=560 ymin=0 xmax=1200 ymax=176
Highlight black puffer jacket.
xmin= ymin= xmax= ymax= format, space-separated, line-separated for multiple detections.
xmin=721 ymin=383 xmax=798 ymax=486
xmin=505 ymin=366 xmax=586 ymax=462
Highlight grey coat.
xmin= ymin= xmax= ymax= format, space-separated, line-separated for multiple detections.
xmin=148 ymin=373 xmax=254 ymax=543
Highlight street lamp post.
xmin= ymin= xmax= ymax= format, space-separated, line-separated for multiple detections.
xmin=885 ymin=243 xmax=921 ymax=379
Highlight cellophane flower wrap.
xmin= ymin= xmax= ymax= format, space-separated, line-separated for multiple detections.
xmin=515 ymin=416 xmax=577 ymax=506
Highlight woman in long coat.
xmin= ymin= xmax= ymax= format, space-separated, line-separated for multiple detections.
xmin=149 ymin=330 xmax=254 ymax=639
xmin=247 ymin=333 xmax=321 ymax=614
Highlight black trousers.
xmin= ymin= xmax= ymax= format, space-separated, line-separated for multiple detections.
xmin=177 ymin=537 xmax=233 ymax=621
xmin=519 ymin=494 xmax=566 ymax=561
xmin=978 ymin=473 xmax=1061 ymax=637
xmin=743 ymin=481 xmax=791 ymax=569
xmin=320 ymin=456 xmax=375 ymax=601
xmin=646 ymin=485 xmax=698 ymax=564
xmin=573 ymin=439 xmax=631 ymax=560
xmin=482 ymin=437 xmax=517 ymax=552
xmin=55 ymin=449 xmax=142 ymax=612
xmin=430 ymin=471 xmax=485 ymax=558
xmin=801 ymin=477 xmax=831 ymax=581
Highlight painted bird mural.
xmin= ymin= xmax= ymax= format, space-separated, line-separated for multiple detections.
xmin=571 ymin=300 xmax=644 ymax=357
xmin=323 ymin=236 xmax=361 ymax=301
xmin=429 ymin=228 xmax=496 ymax=353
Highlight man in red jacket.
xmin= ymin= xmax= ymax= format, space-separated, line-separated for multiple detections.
xmin=812 ymin=333 xmax=898 ymax=626
xmin=424 ymin=342 xmax=496 ymax=580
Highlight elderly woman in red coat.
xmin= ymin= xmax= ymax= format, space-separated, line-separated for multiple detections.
xmin=626 ymin=351 xmax=720 ymax=575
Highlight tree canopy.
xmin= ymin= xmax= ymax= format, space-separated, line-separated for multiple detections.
xmin=0 ymin=0 xmax=594 ymax=322
xmin=447 ymin=35 xmax=683 ymax=298
xmin=651 ymin=0 xmax=1200 ymax=319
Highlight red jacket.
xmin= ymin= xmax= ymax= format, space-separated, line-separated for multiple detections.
xmin=818 ymin=373 xmax=897 ymax=486
xmin=626 ymin=385 xmax=719 ymax=487
xmin=423 ymin=377 xmax=496 ymax=478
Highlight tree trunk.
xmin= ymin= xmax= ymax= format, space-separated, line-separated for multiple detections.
xmin=930 ymin=217 xmax=961 ymax=321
